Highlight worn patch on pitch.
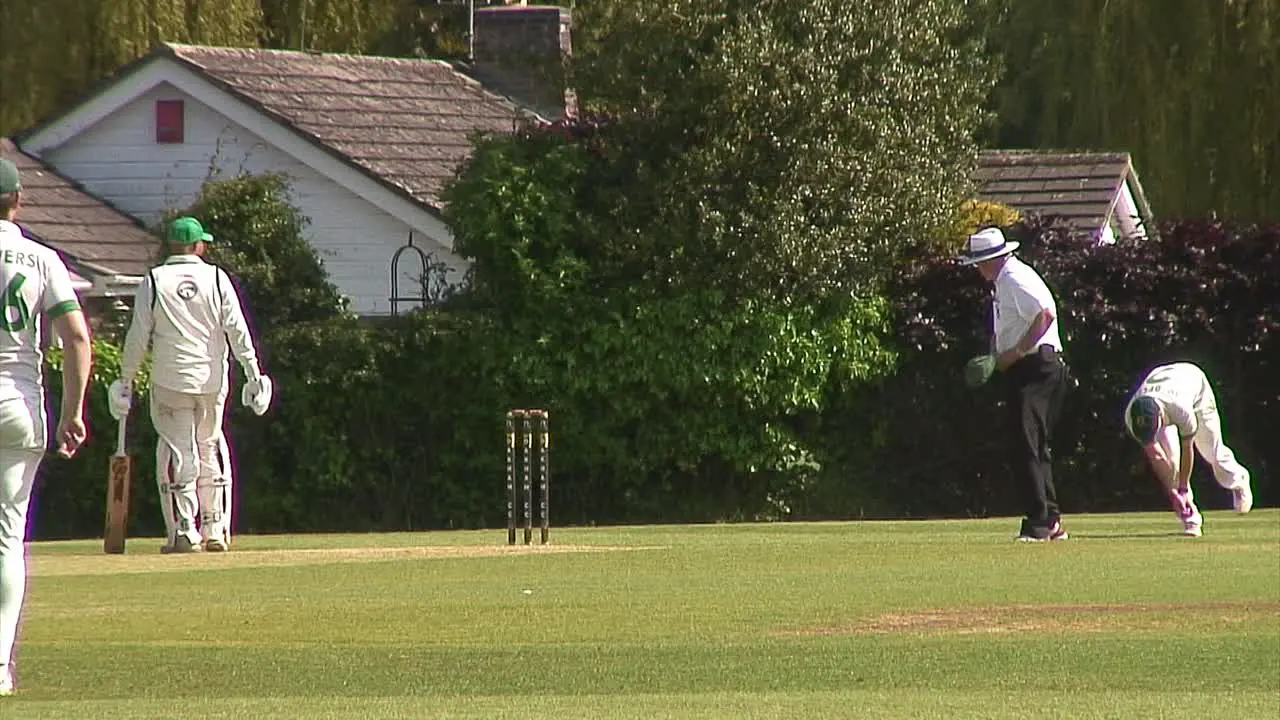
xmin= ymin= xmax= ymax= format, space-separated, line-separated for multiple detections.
xmin=30 ymin=543 xmax=658 ymax=577
xmin=790 ymin=602 xmax=1280 ymax=637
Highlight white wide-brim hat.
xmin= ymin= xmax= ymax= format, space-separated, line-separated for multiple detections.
xmin=957 ymin=227 xmax=1019 ymax=266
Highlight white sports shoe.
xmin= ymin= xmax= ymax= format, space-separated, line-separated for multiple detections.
xmin=1182 ymin=511 xmax=1204 ymax=537
xmin=161 ymin=536 xmax=203 ymax=554
xmin=1232 ymin=486 xmax=1253 ymax=514
xmin=0 ymin=664 xmax=14 ymax=696
xmin=204 ymin=536 xmax=229 ymax=553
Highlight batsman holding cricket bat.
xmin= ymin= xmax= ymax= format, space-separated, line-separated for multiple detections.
xmin=0 ymin=158 xmax=92 ymax=696
xmin=112 ymin=217 xmax=271 ymax=554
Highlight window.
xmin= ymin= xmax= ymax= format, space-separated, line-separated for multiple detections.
xmin=155 ymin=100 xmax=185 ymax=144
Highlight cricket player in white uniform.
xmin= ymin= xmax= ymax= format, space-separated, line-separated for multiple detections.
xmin=112 ymin=217 xmax=271 ymax=553
xmin=153 ymin=379 xmax=235 ymax=549
xmin=0 ymin=158 xmax=92 ymax=696
xmin=1124 ymin=362 xmax=1253 ymax=537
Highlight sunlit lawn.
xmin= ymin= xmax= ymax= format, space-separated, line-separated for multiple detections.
xmin=7 ymin=511 xmax=1278 ymax=719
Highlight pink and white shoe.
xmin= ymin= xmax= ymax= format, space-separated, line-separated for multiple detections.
xmin=1182 ymin=511 xmax=1203 ymax=537
xmin=0 ymin=664 xmax=14 ymax=696
xmin=1232 ymin=486 xmax=1253 ymax=514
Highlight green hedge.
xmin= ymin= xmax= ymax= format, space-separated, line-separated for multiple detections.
xmin=809 ymin=217 xmax=1278 ymax=519
xmin=31 ymin=217 xmax=1275 ymax=539
xmin=37 ymin=341 xmax=162 ymax=539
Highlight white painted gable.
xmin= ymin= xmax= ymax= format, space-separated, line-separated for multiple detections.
xmin=21 ymin=58 xmax=467 ymax=316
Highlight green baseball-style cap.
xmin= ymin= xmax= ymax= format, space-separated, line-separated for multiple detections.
xmin=1127 ymin=395 xmax=1160 ymax=444
xmin=0 ymin=159 xmax=20 ymax=194
xmin=167 ymin=216 xmax=214 ymax=245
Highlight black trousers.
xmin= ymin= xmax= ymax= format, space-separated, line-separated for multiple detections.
xmin=1003 ymin=345 xmax=1069 ymax=526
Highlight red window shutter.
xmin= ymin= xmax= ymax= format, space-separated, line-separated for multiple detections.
xmin=156 ymin=100 xmax=185 ymax=144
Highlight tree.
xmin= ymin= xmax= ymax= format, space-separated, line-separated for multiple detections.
xmin=570 ymin=0 xmax=1001 ymax=301
xmin=441 ymin=0 xmax=1000 ymax=520
xmin=259 ymin=0 xmax=402 ymax=52
xmin=0 ymin=0 xmax=263 ymax=136
xmin=990 ymin=0 xmax=1280 ymax=221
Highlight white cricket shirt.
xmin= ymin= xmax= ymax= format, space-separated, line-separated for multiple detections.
xmin=991 ymin=256 xmax=1062 ymax=356
xmin=0 ymin=220 xmax=81 ymax=403
xmin=121 ymin=255 xmax=261 ymax=395
xmin=1123 ymin=362 xmax=1207 ymax=439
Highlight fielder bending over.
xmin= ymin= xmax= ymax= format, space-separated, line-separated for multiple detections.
xmin=113 ymin=217 xmax=271 ymax=553
xmin=1124 ymin=362 xmax=1253 ymax=537
xmin=0 ymin=158 xmax=92 ymax=696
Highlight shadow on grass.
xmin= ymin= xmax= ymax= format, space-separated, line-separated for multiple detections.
xmin=1077 ymin=532 xmax=1194 ymax=539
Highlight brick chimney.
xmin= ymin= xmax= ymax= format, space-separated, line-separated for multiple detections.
xmin=471 ymin=3 xmax=573 ymax=119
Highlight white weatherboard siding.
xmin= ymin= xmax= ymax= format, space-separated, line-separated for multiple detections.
xmin=41 ymin=83 xmax=464 ymax=316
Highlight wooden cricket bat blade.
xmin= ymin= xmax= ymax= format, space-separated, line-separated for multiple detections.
xmin=104 ymin=420 xmax=132 ymax=554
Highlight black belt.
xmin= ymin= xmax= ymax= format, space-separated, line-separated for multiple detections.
xmin=1011 ymin=344 xmax=1064 ymax=369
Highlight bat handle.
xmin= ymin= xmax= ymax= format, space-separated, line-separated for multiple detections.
xmin=116 ymin=416 xmax=128 ymax=456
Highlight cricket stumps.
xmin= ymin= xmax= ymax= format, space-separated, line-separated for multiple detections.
xmin=506 ymin=409 xmax=550 ymax=545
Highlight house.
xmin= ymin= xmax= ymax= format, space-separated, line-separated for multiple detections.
xmin=973 ymin=150 xmax=1157 ymax=243
xmin=0 ymin=138 xmax=152 ymax=311
xmin=15 ymin=4 xmax=571 ymax=316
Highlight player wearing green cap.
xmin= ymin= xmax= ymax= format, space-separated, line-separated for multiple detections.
xmin=113 ymin=216 xmax=272 ymax=553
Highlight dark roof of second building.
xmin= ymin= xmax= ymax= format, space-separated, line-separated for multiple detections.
xmin=973 ymin=150 xmax=1145 ymax=237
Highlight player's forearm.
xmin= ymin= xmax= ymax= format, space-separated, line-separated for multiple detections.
xmin=1144 ymin=444 xmax=1177 ymax=492
xmin=1019 ymin=310 xmax=1053 ymax=354
xmin=222 ymin=292 xmax=263 ymax=380
xmin=1152 ymin=459 xmax=1177 ymax=492
xmin=57 ymin=315 xmax=92 ymax=420
xmin=119 ymin=329 xmax=146 ymax=384
xmin=997 ymin=310 xmax=1053 ymax=370
xmin=120 ymin=297 xmax=152 ymax=385
xmin=227 ymin=326 xmax=262 ymax=380
xmin=1175 ymin=436 xmax=1195 ymax=489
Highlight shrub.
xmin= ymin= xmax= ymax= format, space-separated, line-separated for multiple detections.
xmin=843 ymin=216 xmax=1279 ymax=518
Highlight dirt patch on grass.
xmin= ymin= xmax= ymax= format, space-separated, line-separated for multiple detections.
xmin=31 ymin=543 xmax=655 ymax=577
xmin=794 ymin=602 xmax=1280 ymax=637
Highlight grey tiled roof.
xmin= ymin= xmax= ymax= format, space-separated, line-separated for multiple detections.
xmin=973 ymin=150 xmax=1151 ymax=239
xmin=165 ymin=43 xmax=530 ymax=211
xmin=1 ymin=138 xmax=157 ymax=277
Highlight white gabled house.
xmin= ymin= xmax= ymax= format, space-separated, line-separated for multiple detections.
xmin=16 ymin=4 xmax=572 ymax=316
xmin=0 ymin=139 xmax=153 ymax=303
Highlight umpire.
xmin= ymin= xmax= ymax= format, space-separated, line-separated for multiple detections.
xmin=960 ymin=227 xmax=1070 ymax=542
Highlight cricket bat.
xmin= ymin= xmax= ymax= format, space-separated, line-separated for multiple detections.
xmin=104 ymin=417 xmax=132 ymax=554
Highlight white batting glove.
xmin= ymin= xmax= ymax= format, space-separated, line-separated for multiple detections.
xmin=242 ymin=375 xmax=273 ymax=416
xmin=107 ymin=380 xmax=132 ymax=420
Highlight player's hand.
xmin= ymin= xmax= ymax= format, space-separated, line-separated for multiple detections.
xmin=242 ymin=375 xmax=274 ymax=415
xmin=1168 ymin=488 xmax=1192 ymax=519
xmin=107 ymin=379 xmax=132 ymax=420
xmin=996 ymin=348 xmax=1021 ymax=371
xmin=56 ymin=415 xmax=88 ymax=458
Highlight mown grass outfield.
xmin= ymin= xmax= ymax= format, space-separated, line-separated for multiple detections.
xmin=8 ymin=511 xmax=1279 ymax=719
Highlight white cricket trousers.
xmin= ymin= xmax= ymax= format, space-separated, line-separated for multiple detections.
xmin=1181 ymin=375 xmax=1251 ymax=508
xmin=156 ymin=385 xmax=233 ymax=545
xmin=151 ymin=386 xmax=221 ymax=546
xmin=0 ymin=395 xmax=46 ymax=668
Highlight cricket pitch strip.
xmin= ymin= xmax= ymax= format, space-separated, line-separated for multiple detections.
xmin=30 ymin=543 xmax=661 ymax=577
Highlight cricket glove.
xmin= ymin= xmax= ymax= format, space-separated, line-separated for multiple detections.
xmin=963 ymin=354 xmax=997 ymax=389
xmin=107 ymin=380 xmax=132 ymax=420
xmin=242 ymin=375 xmax=273 ymax=416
